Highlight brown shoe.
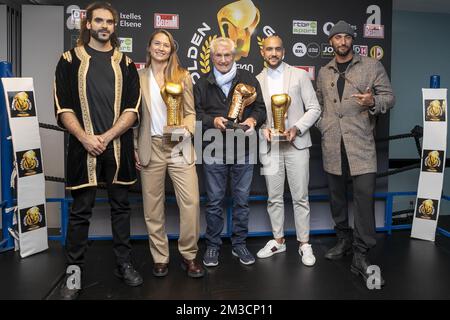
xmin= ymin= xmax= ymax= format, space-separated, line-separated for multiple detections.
xmin=181 ymin=258 xmax=205 ymax=278
xmin=153 ymin=263 xmax=168 ymax=277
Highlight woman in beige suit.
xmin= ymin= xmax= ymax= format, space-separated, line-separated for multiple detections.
xmin=134 ymin=29 xmax=204 ymax=278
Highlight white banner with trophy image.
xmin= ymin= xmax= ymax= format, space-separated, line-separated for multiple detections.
xmin=411 ymin=88 xmax=448 ymax=241
xmin=1 ymin=77 xmax=48 ymax=257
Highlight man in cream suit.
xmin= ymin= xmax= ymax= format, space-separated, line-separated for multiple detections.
xmin=256 ymin=35 xmax=321 ymax=266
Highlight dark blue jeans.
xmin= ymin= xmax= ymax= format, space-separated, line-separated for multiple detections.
xmin=203 ymin=162 xmax=254 ymax=249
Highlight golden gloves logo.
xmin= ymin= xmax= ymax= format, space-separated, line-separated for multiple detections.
xmin=17 ymin=149 xmax=43 ymax=178
xmin=416 ymin=198 xmax=438 ymax=221
xmin=425 ymin=99 xmax=446 ymax=122
xmin=217 ymin=0 xmax=260 ymax=61
xmin=422 ymin=150 xmax=444 ymax=173
xmin=20 ymin=204 xmax=46 ymax=233
xmin=8 ymin=91 xmax=36 ymax=118
xmin=187 ymin=0 xmax=267 ymax=83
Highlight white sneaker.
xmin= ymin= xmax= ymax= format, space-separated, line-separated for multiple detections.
xmin=299 ymin=243 xmax=316 ymax=266
xmin=257 ymin=239 xmax=286 ymax=258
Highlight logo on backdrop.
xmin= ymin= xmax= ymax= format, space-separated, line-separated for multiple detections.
xmin=422 ymin=149 xmax=444 ymax=173
xmin=154 ymin=13 xmax=179 ymax=29
xmin=353 ymin=45 xmax=368 ymax=57
xmin=306 ymin=42 xmax=320 ymax=58
xmin=119 ymin=12 xmax=142 ymax=28
xmin=364 ymin=24 xmax=384 ymax=39
xmin=186 ymin=0 xmax=266 ymax=83
xmin=425 ymin=99 xmax=446 ymax=122
xmin=20 ymin=204 xmax=46 ymax=233
xmin=119 ymin=37 xmax=133 ymax=53
xmin=295 ymin=66 xmax=315 ymax=81
xmin=416 ymin=198 xmax=438 ymax=221
xmin=292 ymin=42 xmax=307 ymax=57
xmin=66 ymin=5 xmax=86 ymax=30
xmin=292 ymin=20 xmax=317 ymax=35
xmin=369 ymin=45 xmax=384 ymax=60
xmin=8 ymin=91 xmax=35 ymax=118
xmin=17 ymin=149 xmax=43 ymax=178
xmin=321 ymin=43 xmax=334 ymax=58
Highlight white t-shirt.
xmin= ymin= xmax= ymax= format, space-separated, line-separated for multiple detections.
xmin=149 ymin=70 xmax=167 ymax=136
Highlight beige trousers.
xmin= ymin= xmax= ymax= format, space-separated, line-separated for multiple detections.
xmin=140 ymin=137 xmax=200 ymax=263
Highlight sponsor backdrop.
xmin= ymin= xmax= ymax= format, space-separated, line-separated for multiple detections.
xmin=1 ymin=78 xmax=48 ymax=257
xmin=62 ymin=0 xmax=392 ymax=235
xmin=411 ymin=89 xmax=447 ymax=241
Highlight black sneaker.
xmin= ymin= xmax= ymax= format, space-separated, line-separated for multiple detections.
xmin=232 ymin=245 xmax=255 ymax=265
xmin=114 ymin=262 xmax=143 ymax=287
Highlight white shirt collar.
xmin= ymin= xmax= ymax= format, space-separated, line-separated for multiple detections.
xmin=267 ymin=62 xmax=284 ymax=76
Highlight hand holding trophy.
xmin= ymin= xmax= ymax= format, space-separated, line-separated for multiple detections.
xmin=161 ymin=82 xmax=189 ymax=144
xmin=270 ymin=93 xmax=291 ymax=141
xmin=225 ymin=83 xmax=257 ymax=131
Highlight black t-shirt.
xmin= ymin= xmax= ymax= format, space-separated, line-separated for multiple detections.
xmin=85 ymin=45 xmax=115 ymax=137
xmin=336 ymin=59 xmax=352 ymax=101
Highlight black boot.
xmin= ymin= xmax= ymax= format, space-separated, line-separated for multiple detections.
xmin=114 ymin=262 xmax=144 ymax=287
xmin=324 ymin=238 xmax=352 ymax=260
xmin=350 ymin=251 xmax=385 ymax=288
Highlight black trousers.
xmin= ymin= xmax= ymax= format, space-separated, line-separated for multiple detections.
xmin=65 ymin=148 xmax=132 ymax=267
xmin=326 ymin=140 xmax=376 ymax=253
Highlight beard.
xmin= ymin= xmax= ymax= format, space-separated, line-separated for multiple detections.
xmin=333 ymin=44 xmax=352 ymax=57
xmin=90 ymin=29 xmax=112 ymax=43
xmin=265 ymin=56 xmax=282 ymax=68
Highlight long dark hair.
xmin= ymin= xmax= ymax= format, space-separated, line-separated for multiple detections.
xmin=77 ymin=1 xmax=119 ymax=48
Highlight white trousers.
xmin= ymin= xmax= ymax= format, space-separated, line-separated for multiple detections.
xmin=263 ymin=143 xmax=310 ymax=242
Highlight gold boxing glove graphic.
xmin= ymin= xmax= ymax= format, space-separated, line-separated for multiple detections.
xmin=217 ymin=0 xmax=260 ymax=61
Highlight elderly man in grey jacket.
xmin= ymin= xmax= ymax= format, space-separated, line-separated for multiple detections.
xmin=256 ymin=35 xmax=321 ymax=266
xmin=316 ymin=21 xmax=395 ymax=287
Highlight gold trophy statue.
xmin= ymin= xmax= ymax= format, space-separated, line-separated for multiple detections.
xmin=225 ymin=83 xmax=257 ymax=130
xmin=160 ymin=82 xmax=188 ymax=143
xmin=270 ymin=94 xmax=291 ymax=141
xmin=217 ymin=0 xmax=260 ymax=61
xmin=426 ymin=99 xmax=444 ymax=121
xmin=12 ymin=91 xmax=32 ymax=117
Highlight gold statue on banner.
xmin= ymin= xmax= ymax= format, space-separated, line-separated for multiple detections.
xmin=418 ymin=199 xmax=435 ymax=218
xmin=270 ymin=94 xmax=291 ymax=142
xmin=24 ymin=206 xmax=42 ymax=230
xmin=12 ymin=91 xmax=32 ymax=116
xmin=426 ymin=99 xmax=444 ymax=121
xmin=226 ymin=83 xmax=257 ymax=130
xmin=217 ymin=0 xmax=260 ymax=61
xmin=20 ymin=150 xmax=39 ymax=175
xmin=160 ymin=82 xmax=187 ymax=142
xmin=424 ymin=150 xmax=440 ymax=172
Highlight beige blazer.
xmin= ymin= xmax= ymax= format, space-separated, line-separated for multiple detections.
xmin=256 ymin=62 xmax=321 ymax=150
xmin=134 ymin=67 xmax=196 ymax=166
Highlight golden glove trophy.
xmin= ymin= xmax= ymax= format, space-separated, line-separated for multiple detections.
xmin=217 ymin=0 xmax=260 ymax=61
xmin=160 ymin=82 xmax=188 ymax=144
xmin=270 ymin=93 xmax=291 ymax=141
xmin=225 ymin=83 xmax=257 ymax=130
